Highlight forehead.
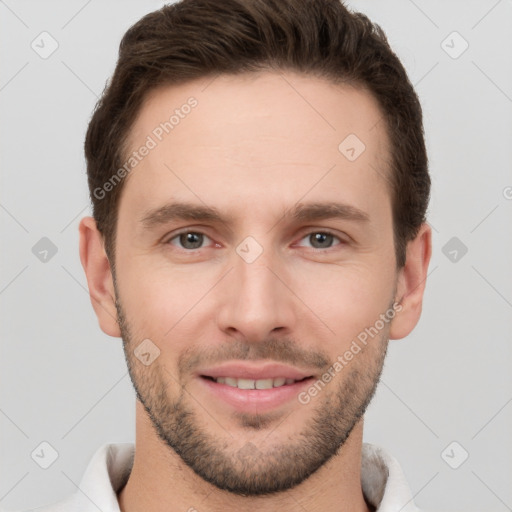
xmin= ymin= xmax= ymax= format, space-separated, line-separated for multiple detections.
xmin=120 ymin=71 xmax=392 ymax=228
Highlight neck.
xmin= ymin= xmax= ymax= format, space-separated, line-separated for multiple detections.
xmin=118 ymin=401 xmax=372 ymax=512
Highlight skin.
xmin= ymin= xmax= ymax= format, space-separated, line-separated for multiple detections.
xmin=79 ymin=71 xmax=431 ymax=512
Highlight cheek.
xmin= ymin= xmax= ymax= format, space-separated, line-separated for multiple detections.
xmin=291 ymin=261 xmax=394 ymax=345
xmin=116 ymin=257 xmax=221 ymax=347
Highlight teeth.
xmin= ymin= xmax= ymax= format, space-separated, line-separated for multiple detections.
xmin=255 ymin=378 xmax=273 ymax=390
xmin=215 ymin=377 xmax=297 ymax=389
xmin=237 ymin=378 xmax=255 ymax=390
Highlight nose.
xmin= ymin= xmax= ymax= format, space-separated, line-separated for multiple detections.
xmin=216 ymin=244 xmax=297 ymax=343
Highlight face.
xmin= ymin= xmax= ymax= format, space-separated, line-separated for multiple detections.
xmin=112 ymin=71 xmax=399 ymax=494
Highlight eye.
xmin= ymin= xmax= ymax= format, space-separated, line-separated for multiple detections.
xmin=296 ymin=231 xmax=343 ymax=250
xmin=167 ymin=231 xmax=212 ymax=250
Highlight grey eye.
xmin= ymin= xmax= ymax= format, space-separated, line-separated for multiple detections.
xmin=308 ymin=232 xmax=336 ymax=249
xmin=170 ymin=232 xmax=207 ymax=250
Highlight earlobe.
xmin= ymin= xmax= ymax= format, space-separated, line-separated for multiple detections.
xmin=389 ymin=223 xmax=432 ymax=340
xmin=79 ymin=217 xmax=121 ymax=338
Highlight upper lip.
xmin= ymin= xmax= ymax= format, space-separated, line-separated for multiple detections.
xmin=198 ymin=362 xmax=314 ymax=381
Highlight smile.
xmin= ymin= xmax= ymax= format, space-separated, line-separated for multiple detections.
xmin=205 ymin=376 xmax=306 ymax=389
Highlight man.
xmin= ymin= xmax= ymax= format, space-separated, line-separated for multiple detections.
xmin=32 ymin=0 xmax=432 ymax=510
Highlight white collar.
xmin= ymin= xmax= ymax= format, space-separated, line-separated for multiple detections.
xmin=361 ymin=443 xmax=419 ymax=511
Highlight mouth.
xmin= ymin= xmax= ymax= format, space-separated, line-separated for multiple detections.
xmin=201 ymin=375 xmax=310 ymax=390
xmin=196 ymin=362 xmax=317 ymax=413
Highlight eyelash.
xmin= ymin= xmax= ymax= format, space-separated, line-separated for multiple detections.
xmin=164 ymin=229 xmax=346 ymax=251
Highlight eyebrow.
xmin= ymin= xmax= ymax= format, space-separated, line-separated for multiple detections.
xmin=140 ymin=200 xmax=370 ymax=229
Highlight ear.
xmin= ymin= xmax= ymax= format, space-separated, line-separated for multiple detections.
xmin=79 ymin=216 xmax=121 ymax=337
xmin=389 ymin=223 xmax=432 ymax=340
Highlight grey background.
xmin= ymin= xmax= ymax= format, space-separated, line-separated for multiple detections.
xmin=1 ymin=1 xmax=511 ymax=511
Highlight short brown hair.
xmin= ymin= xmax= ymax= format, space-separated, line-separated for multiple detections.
xmin=85 ymin=0 xmax=430 ymax=269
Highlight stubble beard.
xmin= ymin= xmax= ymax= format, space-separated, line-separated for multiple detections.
xmin=115 ymin=294 xmax=390 ymax=496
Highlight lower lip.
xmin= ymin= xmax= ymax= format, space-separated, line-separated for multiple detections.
xmin=198 ymin=377 xmax=314 ymax=414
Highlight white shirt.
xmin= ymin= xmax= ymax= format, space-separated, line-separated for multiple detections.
xmin=27 ymin=442 xmax=420 ymax=512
